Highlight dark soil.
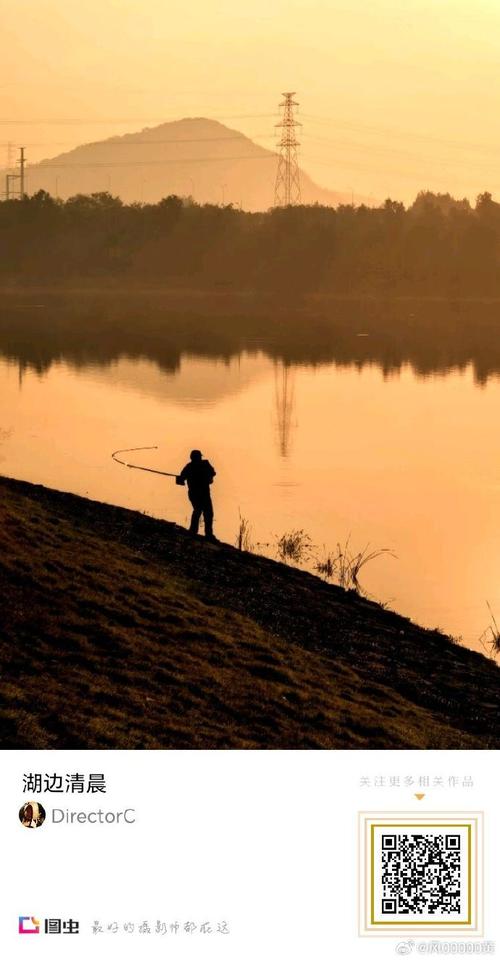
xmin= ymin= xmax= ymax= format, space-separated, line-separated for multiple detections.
xmin=0 ymin=474 xmax=498 ymax=748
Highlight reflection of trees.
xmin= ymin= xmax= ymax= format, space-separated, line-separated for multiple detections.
xmin=2 ymin=295 xmax=500 ymax=386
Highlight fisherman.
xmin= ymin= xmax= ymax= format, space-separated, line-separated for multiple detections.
xmin=177 ymin=450 xmax=217 ymax=541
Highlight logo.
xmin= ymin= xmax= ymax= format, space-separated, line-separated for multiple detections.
xmin=19 ymin=917 xmax=40 ymax=934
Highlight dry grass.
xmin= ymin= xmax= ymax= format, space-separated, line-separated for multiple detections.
xmin=273 ymin=530 xmax=395 ymax=596
xmin=314 ymin=551 xmax=337 ymax=580
xmin=235 ymin=512 xmax=253 ymax=553
xmin=478 ymin=602 xmax=500 ymax=661
xmin=275 ymin=529 xmax=314 ymax=565
xmin=0 ymin=475 xmax=499 ymax=749
xmin=333 ymin=539 xmax=395 ymax=594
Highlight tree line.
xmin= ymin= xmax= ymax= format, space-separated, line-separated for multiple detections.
xmin=1 ymin=188 xmax=500 ymax=295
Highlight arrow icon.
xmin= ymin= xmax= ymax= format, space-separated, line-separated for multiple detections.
xmin=415 ymin=793 xmax=425 ymax=800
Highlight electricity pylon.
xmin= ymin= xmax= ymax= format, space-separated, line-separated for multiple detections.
xmin=274 ymin=92 xmax=302 ymax=207
xmin=4 ymin=147 xmax=25 ymax=200
xmin=18 ymin=146 xmax=26 ymax=197
xmin=3 ymin=144 xmax=18 ymax=200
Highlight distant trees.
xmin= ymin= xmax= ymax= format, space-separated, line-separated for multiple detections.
xmin=1 ymin=189 xmax=500 ymax=295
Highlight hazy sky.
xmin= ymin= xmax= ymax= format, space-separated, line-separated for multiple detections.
xmin=3 ymin=0 xmax=500 ymax=204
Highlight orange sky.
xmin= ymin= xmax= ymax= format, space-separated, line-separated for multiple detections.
xmin=3 ymin=0 xmax=500 ymax=204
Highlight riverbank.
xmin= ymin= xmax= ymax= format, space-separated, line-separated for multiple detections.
xmin=1 ymin=474 xmax=498 ymax=749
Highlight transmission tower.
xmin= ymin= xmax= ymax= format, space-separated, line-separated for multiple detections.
xmin=274 ymin=92 xmax=301 ymax=207
xmin=2 ymin=143 xmax=18 ymax=200
xmin=4 ymin=147 xmax=26 ymax=200
xmin=18 ymin=146 xmax=26 ymax=197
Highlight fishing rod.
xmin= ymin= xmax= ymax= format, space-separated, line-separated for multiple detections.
xmin=111 ymin=446 xmax=179 ymax=478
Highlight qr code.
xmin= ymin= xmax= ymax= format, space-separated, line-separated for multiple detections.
xmin=360 ymin=814 xmax=481 ymax=935
xmin=371 ymin=824 xmax=470 ymax=925
xmin=380 ymin=831 xmax=462 ymax=917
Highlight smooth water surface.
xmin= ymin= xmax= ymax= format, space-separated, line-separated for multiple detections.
xmin=2 ymin=314 xmax=500 ymax=655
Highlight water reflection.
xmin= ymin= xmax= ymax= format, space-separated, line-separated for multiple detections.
xmin=2 ymin=293 xmax=500 ymax=652
xmin=3 ymin=292 xmax=500 ymax=384
xmin=273 ymin=363 xmax=296 ymax=458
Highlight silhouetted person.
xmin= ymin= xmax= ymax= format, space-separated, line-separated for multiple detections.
xmin=177 ymin=450 xmax=217 ymax=541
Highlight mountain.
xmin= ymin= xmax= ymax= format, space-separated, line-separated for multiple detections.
xmin=19 ymin=118 xmax=366 ymax=211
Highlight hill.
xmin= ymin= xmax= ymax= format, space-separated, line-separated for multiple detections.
xmin=0 ymin=474 xmax=498 ymax=749
xmin=14 ymin=117 xmax=365 ymax=211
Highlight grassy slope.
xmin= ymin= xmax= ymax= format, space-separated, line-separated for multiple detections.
xmin=0 ymin=475 xmax=498 ymax=749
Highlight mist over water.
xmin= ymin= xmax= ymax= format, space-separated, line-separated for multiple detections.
xmin=2 ymin=294 xmax=500 ymax=652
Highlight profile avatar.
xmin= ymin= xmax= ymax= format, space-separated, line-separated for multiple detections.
xmin=19 ymin=801 xmax=46 ymax=829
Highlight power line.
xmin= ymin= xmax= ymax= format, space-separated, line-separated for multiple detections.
xmin=0 ymin=113 xmax=277 ymax=126
xmin=301 ymin=112 xmax=500 ymax=158
xmin=36 ymin=134 xmax=273 ymax=149
xmin=300 ymin=151 xmax=500 ymax=191
xmin=29 ymin=154 xmax=278 ymax=170
xmin=7 ymin=108 xmax=500 ymax=160
xmin=0 ymin=134 xmax=276 ymax=150
xmin=301 ymin=143 xmax=500 ymax=176
xmin=300 ymin=133 xmax=500 ymax=173
xmin=7 ymin=130 xmax=497 ymax=175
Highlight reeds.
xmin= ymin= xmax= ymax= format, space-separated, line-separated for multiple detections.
xmin=275 ymin=529 xmax=314 ymax=565
xmin=478 ymin=602 xmax=500 ymax=661
xmin=235 ymin=512 xmax=395 ymax=597
xmin=235 ymin=511 xmax=254 ymax=552
xmin=313 ymin=538 xmax=395 ymax=593
xmin=315 ymin=551 xmax=337 ymax=580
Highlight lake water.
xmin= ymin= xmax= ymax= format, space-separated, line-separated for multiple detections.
xmin=1 ymin=296 xmax=500 ymax=653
